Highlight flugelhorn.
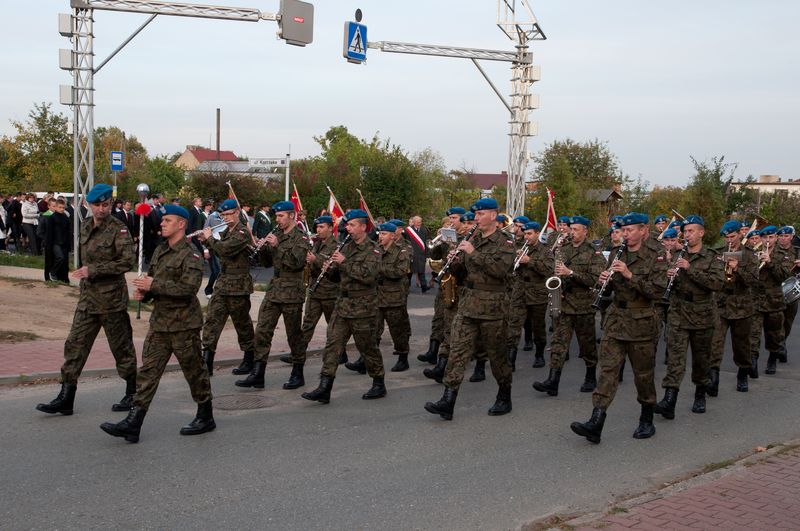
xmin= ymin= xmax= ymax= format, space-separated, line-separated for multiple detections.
xmin=186 ymin=220 xmax=233 ymax=240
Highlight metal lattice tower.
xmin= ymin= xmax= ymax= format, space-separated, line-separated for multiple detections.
xmin=71 ymin=7 xmax=95 ymax=248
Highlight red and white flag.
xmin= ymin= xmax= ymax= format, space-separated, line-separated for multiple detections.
xmin=405 ymin=225 xmax=425 ymax=251
xmin=539 ymin=187 xmax=558 ymax=244
xmin=290 ymin=182 xmax=310 ymax=234
xmin=356 ymin=188 xmax=376 ymax=233
xmin=326 ymin=186 xmax=345 ymax=234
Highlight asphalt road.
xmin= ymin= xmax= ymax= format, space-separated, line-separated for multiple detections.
xmin=2 ymin=289 xmax=800 ymax=530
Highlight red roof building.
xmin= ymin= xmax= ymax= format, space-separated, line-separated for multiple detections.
xmin=174 ymin=145 xmax=239 ymax=170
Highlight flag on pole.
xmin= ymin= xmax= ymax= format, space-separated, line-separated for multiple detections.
xmin=539 ymin=187 xmax=558 ymax=244
xmin=326 ymin=186 xmax=345 ymax=234
xmin=226 ymin=180 xmax=256 ymax=244
xmin=355 ymin=188 xmax=376 ymax=233
xmin=290 ymin=181 xmax=311 ymax=235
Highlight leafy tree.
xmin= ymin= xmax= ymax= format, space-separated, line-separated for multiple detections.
xmin=681 ymin=155 xmax=736 ymax=243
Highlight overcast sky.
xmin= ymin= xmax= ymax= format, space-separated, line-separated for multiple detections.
xmin=2 ymin=1 xmax=798 ymax=186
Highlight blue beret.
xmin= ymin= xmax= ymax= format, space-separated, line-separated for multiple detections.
xmin=315 ymin=215 xmax=334 ymax=225
xmin=446 ymin=206 xmax=466 ymax=216
xmin=571 ymin=215 xmax=591 ymax=226
xmin=654 ymin=215 xmax=668 ymax=223
xmin=523 ymin=221 xmax=541 ymax=231
xmin=662 ymin=228 xmax=679 ymax=239
xmin=388 ymin=218 xmax=406 ymax=228
xmin=377 ymin=222 xmax=397 ymax=233
xmin=760 ymin=225 xmax=777 ymax=236
xmin=460 ymin=212 xmax=475 ymax=222
xmin=608 ymin=224 xmax=620 ymax=233
xmin=668 ymin=220 xmax=683 ymax=229
xmin=496 ymin=214 xmax=508 ymax=223
xmin=344 ymin=209 xmax=369 ymax=222
xmin=610 ymin=215 xmax=623 ymax=224
xmin=513 ymin=216 xmax=530 ymax=224
xmin=471 ymin=197 xmax=499 ymax=211
xmin=683 ymin=214 xmax=704 ymax=227
xmin=619 ymin=212 xmax=648 ymax=227
xmin=741 ymin=220 xmax=751 ymax=227
xmin=558 ymin=216 xmax=571 ymax=224
xmin=86 ymin=183 xmax=113 ymax=203
xmin=777 ymin=225 xmax=795 ymax=235
xmin=720 ymin=220 xmax=742 ymax=236
xmin=163 ymin=204 xmax=189 ymax=220
xmin=746 ymin=230 xmax=760 ymax=238
xmin=218 ymin=199 xmax=239 ymax=212
xmin=272 ymin=200 xmax=295 ymax=213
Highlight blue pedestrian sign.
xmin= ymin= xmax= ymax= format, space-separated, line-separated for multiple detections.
xmin=110 ymin=151 xmax=124 ymax=172
xmin=343 ymin=21 xmax=367 ymax=63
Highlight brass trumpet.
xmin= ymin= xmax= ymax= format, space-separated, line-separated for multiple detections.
xmin=758 ymin=241 xmax=771 ymax=271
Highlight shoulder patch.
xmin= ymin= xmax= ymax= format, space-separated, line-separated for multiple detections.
xmin=506 ymin=239 xmax=514 ymax=245
xmin=239 ymin=229 xmax=245 ymax=234
xmin=119 ymin=229 xmax=128 ymax=234
xmin=656 ymin=256 xmax=666 ymax=262
xmin=192 ymin=253 xmax=201 ymax=260
xmin=374 ymin=249 xmax=381 ymax=254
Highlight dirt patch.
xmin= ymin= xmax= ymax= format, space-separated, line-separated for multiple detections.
xmin=0 ymin=330 xmax=41 ymax=343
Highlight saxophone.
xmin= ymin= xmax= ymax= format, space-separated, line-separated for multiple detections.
xmin=546 ymin=233 xmax=568 ymax=318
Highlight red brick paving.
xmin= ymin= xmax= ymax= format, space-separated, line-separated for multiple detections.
xmin=574 ymin=448 xmax=800 ymax=530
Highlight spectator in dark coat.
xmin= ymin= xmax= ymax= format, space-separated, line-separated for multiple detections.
xmin=46 ymin=199 xmax=71 ymax=282
xmin=408 ymin=215 xmax=430 ymax=293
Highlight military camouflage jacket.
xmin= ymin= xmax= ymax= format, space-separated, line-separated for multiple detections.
xmin=262 ymin=225 xmax=309 ymax=304
xmin=144 ymin=238 xmax=203 ymax=332
xmin=715 ymin=245 xmax=758 ymax=320
xmin=377 ymin=241 xmax=411 ymax=308
xmin=77 ymin=215 xmax=134 ymax=314
xmin=604 ymin=244 xmax=668 ymax=342
xmin=455 ymin=228 xmax=516 ymax=320
xmin=205 ymin=220 xmax=253 ymax=296
xmin=559 ymin=239 xmax=606 ymax=315
xmin=335 ymin=237 xmax=380 ymax=319
xmin=668 ymin=245 xmax=724 ymax=329
xmin=516 ymin=241 xmax=551 ymax=305
xmin=308 ymin=235 xmax=340 ymax=301
xmin=757 ymin=246 xmax=791 ymax=312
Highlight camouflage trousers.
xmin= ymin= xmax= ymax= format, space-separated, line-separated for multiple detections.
xmin=549 ymin=313 xmax=597 ymax=370
xmin=61 ymin=309 xmax=136 ymax=386
xmin=505 ymin=283 xmax=526 ymax=348
xmin=443 ymin=314 xmax=512 ymax=390
xmin=254 ymin=299 xmax=303 ymax=364
xmin=429 ymin=288 xmax=446 ymax=343
xmin=755 ymin=310 xmax=785 ymax=355
xmin=662 ymin=318 xmax=714 ymax=388
xmin=320 ymin=314 xmax=384 ymax=379
xmin=782 ymin=300 xmax=798 ymax=351
xmin=592 ymin=336 xmax=657 ymax=410
xmin=709 ymin=315 xmax=753 ymax=370
xmin=133 ymin=328 xmax=211 ymax=411
xmin=374 ymin=305 xmax=411 ymax=354
xmin=201 ymin=294 xmax=254 ymax=354
xmin=508 ymin=303 xmax=547 ymax=352
xmin=750 ymin=312 xmax=762 ymax=358
xmin=294 ymin=297 xmax=336 ymax=364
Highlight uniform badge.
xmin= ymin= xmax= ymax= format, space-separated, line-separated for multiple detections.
xmin=120 ymin=229 xmax=128 ymax=234
xmin=656 ymin=256 xmax=665 ymax=262
xmin=192 ymin=253 xmax=201 ymax=260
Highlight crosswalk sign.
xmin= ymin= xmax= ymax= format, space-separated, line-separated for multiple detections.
xmin=343 ymin=21 xmax=367 ymax=63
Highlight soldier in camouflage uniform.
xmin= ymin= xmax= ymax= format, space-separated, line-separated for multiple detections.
xmin=512 ymin=222 xmax=551 ymax=368
xmin=571 ymin=213 xmax=668 ymax=444
xmin=708 ymin=220 xmax=757 ymax=395
xmin=655 ymin=215 xmax=724 ymax=419
xmin=745 ymin=228 xmax=764 ymax=376
xmin=504 ymin=215 xmax=530 ymax=371
xmin=655 ymin=230 xmax=682 ymax=364
xmin=36 ymin=184 xmax=137 ymax=416
xmin=777 ymin=225 xmax=799 ymax=364
xmin=197 ymin=200 xmax=255 ymax=377
xmin=424 ymin=197 xmax=516 ymax=421
xmin=236 ymin=201 xmax=308 ymax=389
xmin=100 ymin=205 xmax=214 ymax=443
xmin=533 ymin=216 xmax=605 ymax=396
xmin=302 ymin=209 xmax=388 ymax=404
xmin=753 ymin=225 xmax=791 ymax=376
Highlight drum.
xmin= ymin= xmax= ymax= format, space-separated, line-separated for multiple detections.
xmin=781 ymin=276 xmax=800 ymax=304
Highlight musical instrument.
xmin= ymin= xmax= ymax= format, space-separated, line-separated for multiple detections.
xmin=742 ymin=214 xmax=769 ymax=247
xmin=758 ymin=241 xmax=770 ymax=271
xmin=186 ymin=220 xmax=232 ymax=240
xmin=591 ymin=241 xmax=627 ymax=311
xmin=513 ymin=239 xmax=531 ymax=272
xmin=308 ymin=235 xmax=351 ymax=293
xmin=724 ymin=242 xmax=735 ymax=283
xmin=546 ymin=232 xmax=569 ymax=318
xmin=435 ymin=225 xmax=479 ymax=283
xmin=662 ymin=239 xmax=688 ymax=301
xmin=248 ymin=226 xmax=280 ymax=265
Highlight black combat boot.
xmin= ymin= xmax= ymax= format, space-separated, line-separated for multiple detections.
xmin=691 ymin=385 xmax=706 ymax=414
xmin=36 ymin=382 xmax=77 ymax=415
xmin=532 ymin=344 xmax=546 ymax=368
xmin=282 ymin=363 xmax=305 ymax=390
xmin=235 ymin=360 xmax=265 ymax=388
xmin=749 ymin=354 xmax=759 ymax=379
xmin=508 ymin=347 xmax=518 ymax=372
xmin=362 ymin=377 xmax=387 ymax=399
xmin=523 ymin=321 xmax=533 ymax=351
xmin=278 ymin=354 xmax=292 ymax=365
xmin=632 ymin=403 xmax=656 ymax=439
xmin=580 ymin=365 xmax=597 ymax=392
xmin=338 ymin=350 xmax=348 ymax=365
xmin=654 ymin=387 xmax=678 ymax=419
xmin=232 ymin=350 xmax=255 ymax=375
xmin=488 ymin=385 xmax=512 ymax=416
xmin=344 ymin=357 xmax=367 ymax=374
xmin=706 ymin=367 xmax=720 ymax=397
xmin=424 ymin=387 xmax=458 ymax=420
xmin=736 ymin=367 xmax=749 ymax=392
xmin=417 ymin=339 xmax=440 ymax=364
xmin=532 ymin=368 xmax=561 ymax=396
xmin=469 ymin=360 xmax=486 ymax=382
xmin=111 ymin=377 xmax=137 ymax=412
xmin=423 ymin=356 xmax=447 ymax=383
xmin=391 ymin=352 xmax=409 ymax=372
xmin=570 ymin=407 xmax=606 ymax=444
xmin=301 ymin=376 xmax=334 ymax=404
xmin=179 ymin=400 xmax=216 ymax=436
xmin=778 ymin=345 xmax=788 ymax=363
xmin=765 ymin=353 xmax=778 ymax=375
xmin=523 ymin=339 xmax=533 ymax=351
xmin=202 ymin=349 xmax=215 ymax=376
xmin=100 ymin=406 xmax=146 ymax=443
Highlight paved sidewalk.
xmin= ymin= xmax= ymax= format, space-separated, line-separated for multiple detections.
xmin=553 ymin=443 xmax=800 ymax=530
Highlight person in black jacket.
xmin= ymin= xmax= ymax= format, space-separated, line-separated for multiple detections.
xmin=46 ymin=199 xmax=72 ymax=282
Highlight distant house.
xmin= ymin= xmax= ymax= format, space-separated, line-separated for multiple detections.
xmin=174 ymin=145 xmax=240 ymax=171
xmin=729 ymin=174 xmax=800 ymax=195
xmin=469 ymin=171 xmax=509 ymax=196
xmin=587 ymin=187 xmax=624 ymax=220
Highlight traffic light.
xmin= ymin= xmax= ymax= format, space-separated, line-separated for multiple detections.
xmin=279 ymin=0 xmax=313 ymax=47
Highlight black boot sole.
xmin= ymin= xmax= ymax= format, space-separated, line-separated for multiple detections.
xmin=300 ymin=392 xmax=330 ymax=404
xmin=569 ymin=422 xmax=601 ymax=444
xmin=579 ymin=383 xmax=596 ymax=393
xmin=231 ymin=365 xmax=253 ymax=375
xmin=423 ymin=403 xmax=453 ymax=420
xmin=532 ymin=359 xmax=545 ymax=368
xmin=36 ymin=405 xmax=73 ymax=415
xmin=390 ymin=363 xmax=409 ymax=372
xmin=633 ymin=425 xmax=655 ymax=439
xmin=532 ymin=382 xmax=558 ymax=396
xmin=180 ymin=421 xmax=216 ymax=436
xmin=488 ymin=405 xmax=512 ymax=416
xmin=99 ymin=423 xmax=139 ymax=443
xmin=653 ymin=406 xmax=675 ymax=420
xmin=362 ymin=391 xmax=387 ymax=400
xmin=235 ymin=380 xmax=265 ymax=389
xmin=282 ymin=380 xmax=305 ymax=390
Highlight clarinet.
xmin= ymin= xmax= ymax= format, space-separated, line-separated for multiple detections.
xmin=308 ymin=235 xmax=351 ymax=293
xmin=435 ymin=225 xmax=479 ymax=283
xmin=662 ymin=244 xmax=687 ymax=302
xmin=249 ymin=226 xmax=280 ymax=265
xmin=591 ymin=241 xmax=627 ymax=310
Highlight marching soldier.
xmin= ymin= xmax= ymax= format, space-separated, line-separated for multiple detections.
xmin=197 ymin=199 xmax=255 ymax=377
xmin=777 ymin=225 xmax=799 ymax=363
xmin=100 ymin=205 xmax=214 ymax=443
xmin=654 ymin=215 xmax=724 ymax=419
xmin=504 ymin=215 xmax=531 ymax=370
xmin=512 ymin=222 xmax=551 ymax=368
xmin=374 ymin=222 xmax=413 ymax=372
xmin=36 ymin=184 xmax=137 ymax=416
xmin=570 ymin=213 xmax=667 ymax=444
xmin=708 ymin=220 xmax=757 ymax=394
xmin=745 ymin=228 xmax=763 ymax=378
xmin=424 ymin=197 xmax=516 ymax=421
xmin=236 ymin=201 xmax=308 ymax=389
xmin=302 ymin=209 xmax=387 ymax=404
xmin=753 ymin=225 xmax=791 ymax=376
xmin=512 ymin=215 xmax=535 ymax=352
xmin=652 ymin=215 xmax=668 ymax=240
xmin=533 ymin=215 xmax=605 ymax=396
xmin=656 ymin=229 xmax=682 ymax=364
